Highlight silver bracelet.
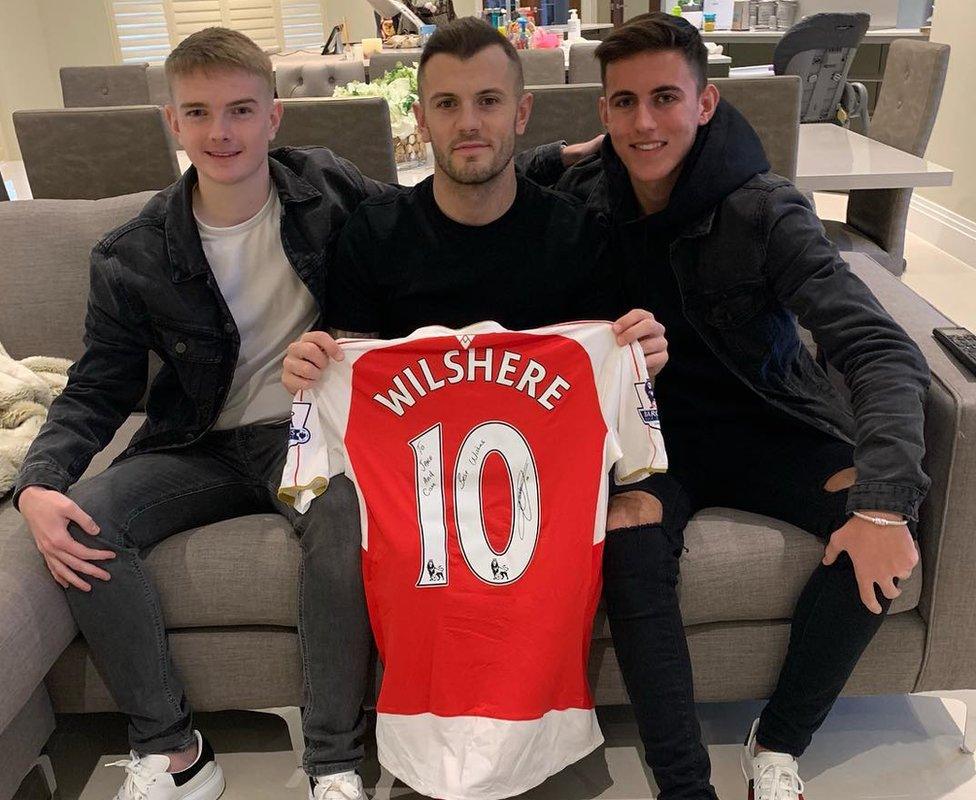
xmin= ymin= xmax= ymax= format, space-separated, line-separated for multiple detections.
xmin=851 ymin=510 xmax=908 ymax=527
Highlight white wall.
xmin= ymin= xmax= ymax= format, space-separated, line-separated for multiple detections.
xmin=918 ymin=1 xmax=976 ymax=225
xmin=323 ymin=0 xmax=377 ymax=43
xmin=0 ymin=0 xmax=59 ymax=161
xmin=0 ymin=0 xmax=116 ymax=160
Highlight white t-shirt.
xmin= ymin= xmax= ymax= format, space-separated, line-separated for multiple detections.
xmin=196 ymin=187 xmax=318 ymax=430
xmin=279 ymin=321 xmax=667 ymax=800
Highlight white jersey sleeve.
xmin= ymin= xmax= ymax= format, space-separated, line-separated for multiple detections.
xmin=278 ymin=354 xmax=357 ymax=512
xmin=607 ymin=341 xmax=668 ymax=486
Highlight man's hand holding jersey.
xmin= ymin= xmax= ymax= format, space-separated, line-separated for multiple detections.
xmin=282 ymin=310 xmax=668 ymax=395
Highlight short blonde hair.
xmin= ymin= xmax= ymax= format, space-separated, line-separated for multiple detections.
xmin=165 ymin=27 xmax=275 ymax=96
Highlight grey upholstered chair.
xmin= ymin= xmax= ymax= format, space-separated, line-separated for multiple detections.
xmin=518 ymin=48 xmax=566 ymax=86
xmin=568 ymin=41 xmax=601 ymax=84
xmin=146 ymin=64 xmax=172 ymax=106
xmin=13 ymin=106 xmax=180 ymax=200
xmin=517 ymin=83 xmax=604 ymax=153
xmin=821 ymin=40 xmax=951 ymax=276
xmin=274 ymin=97 xmax=398 ymax=184
xmin=59 ymin=65 xmax=151 ymax=108
xmin=368 ymin=49 xmax=423 ymax=82
xmin=713 ymin=76 xmax=801 ymax=182
xmin=276 ymin=59 xmax=367 ymax=98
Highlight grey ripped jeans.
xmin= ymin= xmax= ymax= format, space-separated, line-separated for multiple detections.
xmin=63 ymin=422 xmax=371 ymax=777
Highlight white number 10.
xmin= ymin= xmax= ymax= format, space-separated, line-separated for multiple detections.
xmin=409 ymin=422 xmax=540 ymax=588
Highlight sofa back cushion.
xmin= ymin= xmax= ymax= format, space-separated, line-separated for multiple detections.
xmin=0 ymin=192 xmax=155 ymax=360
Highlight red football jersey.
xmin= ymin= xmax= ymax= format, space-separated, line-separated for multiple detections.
xmin=280 ymin=321 xmax=667 ymax=800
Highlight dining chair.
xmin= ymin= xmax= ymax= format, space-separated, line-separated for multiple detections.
xmin=368 ymin=50 xmax=423 ymax=82
xmin=274 ymin=97 xmax=398 ymax=184
xmin=713 ymin=76 xmax=801 ymax=182
xmin=518 ymin=48 xmax=566 ymax=86
xmin=59 ymin=65 xmax=152 ymax=108
xmin=568 ymin=41 xmax=601 ymax=84
xmin=146 ymin=64 xmax=172 ymax=106
xmin=516 ymin=83 xmax=604 ymax=153
xmin=13 ymin=106 xmax=180 ymax=200
xmin=820 ymin=39 xmax=951 ymax=276
xmin=276 ymin=59 xmax=366 ymax=98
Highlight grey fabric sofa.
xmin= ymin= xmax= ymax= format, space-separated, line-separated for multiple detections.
xmin=1 ymin=191 xmax=975 ymax=798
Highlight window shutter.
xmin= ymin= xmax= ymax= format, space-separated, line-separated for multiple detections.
xmin=280 ymin=0 xmax=326 ymax=50
xmin=108 ymin=1 xmax=171 ymax=63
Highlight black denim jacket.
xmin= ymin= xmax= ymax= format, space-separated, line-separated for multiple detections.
xmin=14 ymin=147 xmax=390 ymax=504
xmin=14 ymin=143 xmax=568 ymax=506
xmin=555 ymin=128 xmax=930 ymax=520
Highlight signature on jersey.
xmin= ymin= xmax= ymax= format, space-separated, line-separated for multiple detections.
xmin=515 ymin=459 xmax=534 ymax=540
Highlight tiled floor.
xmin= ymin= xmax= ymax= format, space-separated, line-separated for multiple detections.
xmin=5 ymin=175 xmax=976 ymax=800
xmin=30 ymin=693 xmax=976 ymax=799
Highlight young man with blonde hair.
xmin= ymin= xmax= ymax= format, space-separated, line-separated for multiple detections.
xmin=18 ymin=27 xmax=385 ymax=800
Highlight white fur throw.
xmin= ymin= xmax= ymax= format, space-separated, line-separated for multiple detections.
xmin=0 ymin=341 xmax=72 ymax=496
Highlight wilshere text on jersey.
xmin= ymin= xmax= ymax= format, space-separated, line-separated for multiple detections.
xmin=372 ymin=347 xmax=572 ymax=417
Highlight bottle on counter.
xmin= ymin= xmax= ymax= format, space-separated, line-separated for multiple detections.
xmin=567 ymin=8 xmax=582 ymax=40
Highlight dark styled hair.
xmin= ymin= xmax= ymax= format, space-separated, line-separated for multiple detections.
xmin=418 ymin=17 xmax=524 ymax=95
xmin=595 ymin=13 xmax=708 ymax=91
xmin=165 ymin=26 xmax=274 ymax=96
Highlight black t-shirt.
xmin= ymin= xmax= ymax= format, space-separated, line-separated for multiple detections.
xmin=325 ymin=176 xmax=618 ymax=338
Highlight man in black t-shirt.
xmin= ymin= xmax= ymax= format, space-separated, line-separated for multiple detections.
xmin=283 ymin=18 xmax=667 ymax=375
xmin=281 ymin=20 xmax=673 ymax=790
xmin=321 ymin=154 xmax=614 ymax=337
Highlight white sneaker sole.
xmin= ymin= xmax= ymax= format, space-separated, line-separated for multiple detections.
xmin=178 ymin=763 xmax=225 ymax=800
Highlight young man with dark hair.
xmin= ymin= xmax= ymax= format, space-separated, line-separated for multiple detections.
xmin=541 ymin=11 xmax=929 ymax=800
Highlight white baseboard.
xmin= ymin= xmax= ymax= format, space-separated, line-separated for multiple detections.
xmin=908 ymin=195 xmax=976 ymax=269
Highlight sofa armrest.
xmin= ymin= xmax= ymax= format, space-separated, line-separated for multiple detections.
xmin=0 ymin=504 xmax=77 ymax=734
xmin=847 ymin=253 xmax=976 ymax=692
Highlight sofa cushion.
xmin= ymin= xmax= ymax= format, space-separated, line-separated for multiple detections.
xmin=146 ymin=515 xmax=299 ymax=628
xmin=0 ymin=192 xmax=156 ymax=361
xmin=677 ymin=508 xmax=921 ymax=625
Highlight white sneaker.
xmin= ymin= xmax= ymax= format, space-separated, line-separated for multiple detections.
xmin=309 ymin=770 xmax=365 ymax=800
xmin=107 ymin=730 xmax=224 ymax=800
xmin=741 ymin=719 xmax=805 ymax=800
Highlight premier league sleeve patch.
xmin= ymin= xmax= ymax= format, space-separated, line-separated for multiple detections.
xmin=289 ymin=401 xmax=312 ymax=446
xmin=634 ymin=380 xmax=661 ymax=429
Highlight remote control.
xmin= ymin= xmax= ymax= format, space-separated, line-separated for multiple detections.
xmin=933 ymin=327 xmax=976 ymax=377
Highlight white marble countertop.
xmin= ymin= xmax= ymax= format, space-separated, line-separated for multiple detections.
xmin=701 ymin=27 xmax=928 ymax=44
xmin=795 ymin=124 xmax=952 ymax=192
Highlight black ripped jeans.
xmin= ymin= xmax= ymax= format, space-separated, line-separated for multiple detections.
xmin=604 ymin=430 xmax=908 ymax=799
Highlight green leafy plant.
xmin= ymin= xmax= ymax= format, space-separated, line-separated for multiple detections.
xmin=334 ymin=61 xmax=420 ymax=138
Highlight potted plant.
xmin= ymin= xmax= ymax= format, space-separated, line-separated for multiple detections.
xmin=334 ymin=62 xmax=426 ymax=168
